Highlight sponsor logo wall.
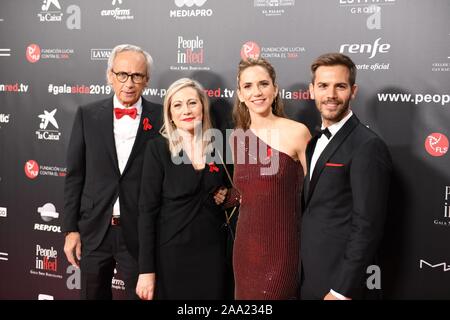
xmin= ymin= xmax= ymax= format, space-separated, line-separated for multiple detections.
xmin=419 ymin=259 xmax=450 ymax=272
xmin=0 ymin=48 xmax=11 ymax=57
xmin=170 ymin=0 xmax=213 ymax=18
xmin=100 ymin=0 xmax=134 ymax=20
xmin=36 ymin=109 xmax=62 ymax=141
xmin=0 ymin=252 xmax=8 ymax=261
xmin=37 ymin=0 xmax=81 ymax=29
xmin=254 ymin=0 xmax=296 ymax=17
xmin=0 ymin=0 xmax=449 ymax=299
xmin=35 ymin=203 xmax=61 ymax=233
xmin=425 ymin=133 xmax=449 ymax=158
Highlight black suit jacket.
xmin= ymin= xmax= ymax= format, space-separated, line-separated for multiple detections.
xmin=300 ymin=114 xmax=392 ymax=299
xmin=62 ymin=96 xmax=162 ymax=260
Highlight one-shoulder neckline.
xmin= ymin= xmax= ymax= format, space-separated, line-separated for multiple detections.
xmin=248 ymin=128 xmax=300 ymax=165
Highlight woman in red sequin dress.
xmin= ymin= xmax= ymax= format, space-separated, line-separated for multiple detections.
xmin=230 ymin=58 xmax=311 ymax=299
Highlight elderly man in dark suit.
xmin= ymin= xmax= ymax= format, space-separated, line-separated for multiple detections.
xmin=62 ymin=44 xmax=162 ymax=300
xmin=300 ymin=53 xmax=392 ymax=300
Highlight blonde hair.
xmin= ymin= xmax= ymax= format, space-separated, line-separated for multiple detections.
xmin=160 ymin=78 xmax=213 ymax=156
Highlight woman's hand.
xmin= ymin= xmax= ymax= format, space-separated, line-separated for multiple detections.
xmin=213 ymin=187 xmax=228 ymax=205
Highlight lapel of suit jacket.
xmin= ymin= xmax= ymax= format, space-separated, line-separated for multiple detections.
xmin=305 ymin=114 xmax=359 ymax=206
xmin=204 ymin=151 xmax=218 ymax=190
xmin=97 ymin=97 xmax=120 ymax=174
xmin=121 ymin=97 xmax=157 ymax=176
xmin=303 ymin=135 xmax=318 ymax=206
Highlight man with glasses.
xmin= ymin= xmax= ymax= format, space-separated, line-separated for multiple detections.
xmin=62 ymin=44 xmax=162 ymax=299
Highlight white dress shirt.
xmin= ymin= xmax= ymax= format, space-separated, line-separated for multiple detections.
xmin=309 ymin=110 xmax=353 ymax=179
xmin=112 ymin=95 xmax=142 ymax=217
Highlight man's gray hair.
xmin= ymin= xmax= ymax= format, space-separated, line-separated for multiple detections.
xmin=106 ymin=44 xmax=154 ymax=82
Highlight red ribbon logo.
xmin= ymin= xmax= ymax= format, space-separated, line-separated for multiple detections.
xmin=143 ymin=117 xmax=153 ymax=131
xmin=208 ymin=162 xmax=219 ymax=173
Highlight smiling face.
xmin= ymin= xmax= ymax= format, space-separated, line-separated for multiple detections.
xmin=170 ymin=86 xmax=203 ymax=135
xmin=237 ymin=65 xmax=278 ymax=118
xmin=309 ymin=64 xmax=358 ymax=127
xmin=107 ymin=50 xmax=148 ymax=107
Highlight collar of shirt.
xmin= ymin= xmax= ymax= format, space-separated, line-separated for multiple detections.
xmin=309 ymin=110 xmax=353 ymax=180
xmin=321 ymin=110 xmax=353 ymax=139
xmin=112 ymin=95 xmax=142 ymax=217
xmin=113 ymin=94 xmax=143 ymax=117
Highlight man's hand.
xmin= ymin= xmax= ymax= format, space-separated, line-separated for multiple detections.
xmin=324 ymin=292 xmax=339 ymax=300
xmin=324 ymin=291 xmax=351 ymax=300
xmin=213 ymin=187 xmax=228 ymax=205
xmin=136 ymin=273 xmax=156 ymax=300
xmin=64 ymin=232 xmax=81 ymax=268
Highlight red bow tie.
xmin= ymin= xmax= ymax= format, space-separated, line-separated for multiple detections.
xmin=114 ymin=107 xmax=137 ymax=119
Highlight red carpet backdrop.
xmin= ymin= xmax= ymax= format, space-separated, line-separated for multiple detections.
xmin=0 ymin=0 xmax=449 ymax=299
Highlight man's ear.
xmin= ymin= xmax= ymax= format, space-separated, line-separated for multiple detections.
xmin=309 ymin=83 xmax=315 ymax=99
xmin=351 ymin=84 xmax=358 ymax=100
xmin=107 ymin=70 xmax=113 ymax=86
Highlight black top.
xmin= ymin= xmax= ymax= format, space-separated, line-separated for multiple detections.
xmin=138 ymin=135 xmax=232 ymax=299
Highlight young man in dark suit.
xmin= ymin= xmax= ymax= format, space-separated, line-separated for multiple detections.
xmin=62 ymin=44 xmax=162 ymax=299
xmin=300 ymin=53 xmax=392 ymax=300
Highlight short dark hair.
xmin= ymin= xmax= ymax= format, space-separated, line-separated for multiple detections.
xmin=311 ymin=53 xmax=357 ymax=86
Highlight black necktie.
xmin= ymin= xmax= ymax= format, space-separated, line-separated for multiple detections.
xmin=315 ymin=127 xmax=332 ymax=139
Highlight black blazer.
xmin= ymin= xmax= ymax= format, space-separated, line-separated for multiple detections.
xmin=300 ymin=114 xmax=392 ymax=299
xmin=138 ymin=136 xmax=232 ymax=274
xmin=62 ymin=96 xmax=162 ymax=260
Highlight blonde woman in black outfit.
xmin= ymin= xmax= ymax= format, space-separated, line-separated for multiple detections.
xmin=136 ymin=78 xmax=232 ymax=300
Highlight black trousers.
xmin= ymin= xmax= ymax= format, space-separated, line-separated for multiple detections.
xmin=300 ymin=281 xmax=322 ymax=300
xmin=80 ymin=225 xmax=139 ymax=300
xmin=299 ymin=266 xmax=322 ymax=300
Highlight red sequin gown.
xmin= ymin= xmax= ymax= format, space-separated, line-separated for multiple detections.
xmin=232 ymin=130 xmax=303 ymax=300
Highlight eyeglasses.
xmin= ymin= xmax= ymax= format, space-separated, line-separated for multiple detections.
xmin=111 ymin=70 xmax=147 ymax=84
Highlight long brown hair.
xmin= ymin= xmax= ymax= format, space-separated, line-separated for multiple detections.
xmin=232 ymin=58 xmax=285 ymax=130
